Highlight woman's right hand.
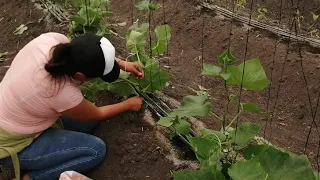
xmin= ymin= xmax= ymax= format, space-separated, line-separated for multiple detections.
xmin=125 ymin=96 xmax=144 ymax=111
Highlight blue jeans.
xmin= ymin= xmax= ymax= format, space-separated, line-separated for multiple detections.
xmin=0 ymin=117 xmax=106 ymax=180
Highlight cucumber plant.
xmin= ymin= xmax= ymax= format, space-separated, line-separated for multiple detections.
xmin=81 ymin=0 xmax=171 ymax=101
xmin=157 ymin=48 xmax=319 ymax=179
xmin=68 ymin=0 xmax=112 ymax=37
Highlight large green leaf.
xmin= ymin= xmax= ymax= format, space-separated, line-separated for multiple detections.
xmin=229 ymin=122 xmax=262 ymax=150
xmin=231 ymin=145 xmax=316 ymax=180
xmin=126 ymin=30 xmax=147 ymax=54
xmin=220 ymin=73 xmax=231 ymax=81
xmin=157 ymin=116 xmax=174 ymax=127
xmin=253 ymin=146 xmax=316 ymax=180
xmin=200 ymin=129 xmax=226 ymax=141
xmin=244 ymin=144 xmax=270 ymax=160
xmin=132 ymin=58 xmax=169 ymax=92
xmin=174 ymin=169 xmax=226 ymax=180
xmin=171 ymin=94 xmax=212 ymax=117
xmin=126 ymin=23 xmax=149 ymax=39
xmin=151 ymin=25 xmax=171 ymax=55
xmin=69 ymin=15 xmax=86 ymax=25
xmin=188 ymin=135 xmax=221 ymax=168
xmin=105 ymin=79 xmax=136 ymax=96
xmin=201 ymin=64 xmax=222 ymax=76
xmin=173 ymin=119 xmax=191 ymax=135
xmin=229 ymin=161 xmax=269 ymax=180
xmin=226 ymin=58 xmax=270 ymax=90
xmin=241 ymin=102 xmax=265 ymax=114
xmin=314 ymin=171 xmax=320 ymax=180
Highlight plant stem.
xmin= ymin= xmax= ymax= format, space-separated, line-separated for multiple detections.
xmin=148 ymin=8 xmax=152 ymax=58
xmin=210 ymin=111 xmax=223 ymax=122
xmin=134 ymin=45 xmax=142 ymax=65
xmin=123 ymin=78 xmax=139 ymax=87
xmin=226 ymin=111 xmax=242 ymax=130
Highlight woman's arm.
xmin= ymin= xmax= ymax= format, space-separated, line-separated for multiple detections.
xmin=61 ymin=96 xmax=143 ymax=121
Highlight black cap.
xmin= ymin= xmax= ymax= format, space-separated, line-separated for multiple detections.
xmin=70 ymin=34 xmax=120 ymax=82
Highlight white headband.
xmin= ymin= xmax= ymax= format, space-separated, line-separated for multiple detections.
xmin=100 ymin=37 xmax=115 ymax=75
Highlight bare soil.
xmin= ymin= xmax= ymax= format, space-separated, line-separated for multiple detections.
xmin=1 ymin=0 xmax=320 ymax=179
xmin=204 ymin=0 xmax=320 ymax=36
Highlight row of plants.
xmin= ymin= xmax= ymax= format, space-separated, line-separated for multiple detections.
xmin=155 ymin=48 xmax=319 ymax=179
xmin=68 ymin=0 xmax=112 ymax=37
xmin=74 ymin=0 xmax=172 ymax=101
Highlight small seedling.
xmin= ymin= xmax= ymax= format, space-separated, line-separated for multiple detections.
xmin=13 ymin=24 xmax=28 ymax=35
xmin=257 ymin=5 xmax=268 ymax=20
xmin=0 ymin=51 xmax=8 ymax=63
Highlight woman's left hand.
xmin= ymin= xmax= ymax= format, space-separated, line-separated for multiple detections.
xmin=117 ymin=59 xmax=144 ymax=79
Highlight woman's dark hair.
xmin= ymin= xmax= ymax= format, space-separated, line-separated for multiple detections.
xmin=44 ymin=43 xmax=78 ymax=96
xmin=45 ymin=43 xmax=76 ymax=78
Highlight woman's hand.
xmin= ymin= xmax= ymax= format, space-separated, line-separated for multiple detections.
xmin=125 ymin=96 xmax=144 ymax=111
xmin=116 ymin=58 xmax=144 ymax=79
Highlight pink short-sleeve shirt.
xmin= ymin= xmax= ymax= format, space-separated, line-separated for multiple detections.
xmin=0 ymin=33 xmax=84 ymax=135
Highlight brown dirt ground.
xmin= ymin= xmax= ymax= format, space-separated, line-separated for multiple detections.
xmin=1 ymin=0 xmax=320 ymax=179
xmin=204 ymin=0 xmax=320 ymax=36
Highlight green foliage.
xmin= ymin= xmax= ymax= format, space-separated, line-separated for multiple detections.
xmin=229 ymin=122 xmax=262 ymax=150
xmin=226 ymin=58 xmax=270 ymax=90
xmin=188 ymin=133 xmax=221 ymax=169
xmin=228 ymin=161 xmax=268 ymax=180
xmin=158 ymin=48 xmax=318 ymax=179
xmin=174 ymin=169 xmax=226 ymax=180
xmin=171 ymin=94 xmax=212 ymax=117
xmin=218 ymin=48 xmax=237 ymax=66
xmin=126 ymin=23 xmax=171 ymax=64
xmin=235 ymin=0 xmax=247 ymax=9
xmin=0 ymin=51 xmax=8 ymax=62
xmin=201 ymin=64 xmax=221 ymax=76
xmin=151 ymin=25 xmax=171 ymax=55
xmin=157 ymin=94 xmax=211 ymax=135
xmin=130 ymin=58 xmax=169 ymax=92
xmin=241 ymin=102 xmax=265 ymax=114
xmin=257 ymin=5 xmax=268 ymax=20
xmin=80 ymin=4 xmax=171 ymax=101
xmin=231 ymin=145 xmax=316 ymax=180
xmin=202 ymin=48 xmax=270 ymax=90
xmin=173 ymin=119 xmax=191 ymax=135
xmin=135 ymin=0 xmax=161 ymax=11
xmin=69 ymin=0 xmax=112 ymax=37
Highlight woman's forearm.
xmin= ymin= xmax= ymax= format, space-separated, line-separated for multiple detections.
xmin=115 ymin=57 xmax=128 ymax=71
xmin=97 ymin=101 xmax=130 ymax=120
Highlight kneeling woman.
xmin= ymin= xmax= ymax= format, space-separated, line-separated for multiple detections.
xmin=0 ymin=33 xmax=144 ymax=180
